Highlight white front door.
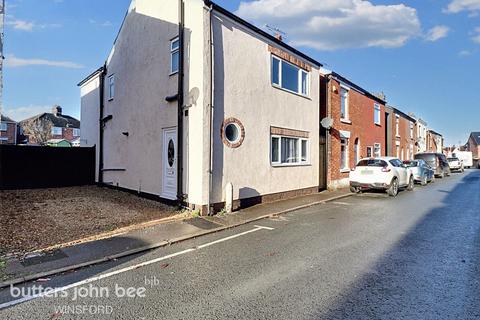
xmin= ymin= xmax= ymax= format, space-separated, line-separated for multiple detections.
xmin=161 ymin=128 xmax=177 ymax=200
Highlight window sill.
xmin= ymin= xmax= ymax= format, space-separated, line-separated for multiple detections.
xmin=271 ymin=163 xmax=311 ymax=168
xmin=340 ymin=168 xmax=351 ymax=173
xmin=396 ymin=135 xmax=401 ymax=138
xmin=375 ymin=122 xmax=381 ymax=127
xmin=108 ymin=98 xmax=114 ymax=102
xmin=271 ymin=84 xmax=311 ymax=100
xmin=169 ymin=71 xmax=179 ymax=76
xmin=340 ymin=119 xmax=352 ymax=124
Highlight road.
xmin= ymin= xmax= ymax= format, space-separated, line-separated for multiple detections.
xmin=1 ymin=170 xmax=479 ymax=319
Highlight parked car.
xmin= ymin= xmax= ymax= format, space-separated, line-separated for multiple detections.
xmin=349 ymin=157 xmax=414 ymax=197
xmin=414 ymin=153 xmax=451 ymax=178
xmin=403 ymin=159 xmax=435 ymax=185
xmin=447 ymin=157 xmax=464 ymax=173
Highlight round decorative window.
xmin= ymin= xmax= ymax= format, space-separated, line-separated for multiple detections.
xmin=167 ymin=139 xmax=175 ymax=167
xmin=221 ymin=118 xmax=245 ymax=148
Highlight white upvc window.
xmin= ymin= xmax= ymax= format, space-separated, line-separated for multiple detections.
xmin=374 ymin=143 xmax=381 ymax=157
xmin=395 ymin=115 xmax=400 ymax=137
xmin=170 ymin=37 xmax=180 ymax=74
xmin=366 ymin=146 xmax=373 ymax=158
xmin=340 ymin=87 xmax=349 ymax=120
xmin=271 ymin=135 xmax=309 ymax=166
xmin=0 ymin=122 xmax=7 ymax=131
xmin=374 ymin=104 xmax=381 ymax=125
xmin=108 ymin=74 xmax=115 ymax=100
xmin=51 ymin=127 xmax=62 ymax=135
xmin=271 ymin=56 xmax=309 ymax=96
xmin=340 ymin=138 xmax=349 ymax=170
xmin=73 ymin=128 xmax=80 ymax=137
xmin=410 ymin=121 xmax=414 ymax=138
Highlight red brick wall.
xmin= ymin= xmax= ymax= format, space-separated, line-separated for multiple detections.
xmin=0 ymin=123 xmax=17 ymax=144
xmin=392 ymin=113 xmax=416 ymax=160
xmin=324 ymin=76 xmax=386 ymax=187
xmin=49 ymin=127 xmax=77 ymax=141
xmin=468 ymin=136 xmax=480 ymax=159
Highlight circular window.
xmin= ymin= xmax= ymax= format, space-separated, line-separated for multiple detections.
xmin=225 ymin=123 xmax=240 ymax=143
xmin=221 ymin=118 xmax=245 ymax=148
xmin=167 ymin=139 xmax=175 ymax=167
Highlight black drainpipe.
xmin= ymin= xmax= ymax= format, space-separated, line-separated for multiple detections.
xmin=177 ymin=0 xmax=185 ymax=203
xmin=98 ymin=64 xmax=106 ymax=184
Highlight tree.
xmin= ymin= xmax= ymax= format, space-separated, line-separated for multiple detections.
xmin=21 ymin=118 xmax=53 ymax=145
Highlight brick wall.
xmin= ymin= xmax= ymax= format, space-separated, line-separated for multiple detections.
xmin=323 ymin=76 xmax=387 ymax=188
xmin=392 ymin=113 xmax=416 ymax=160
xmin=49 ymin=127 xmax=77 ymax=141
xmin=0 ymin=122 xmax=17 ymax=144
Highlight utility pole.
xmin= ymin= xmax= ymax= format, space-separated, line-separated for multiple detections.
xmin=0 ymin=0 xmax=5 ymax=122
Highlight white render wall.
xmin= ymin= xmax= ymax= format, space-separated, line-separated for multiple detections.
xmin=80 ymin=74 xmax=101 ymax=182
xmin=210 ymin=11 xmax=321 ymax=204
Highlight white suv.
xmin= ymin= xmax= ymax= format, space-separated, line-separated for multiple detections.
xmin=349 ymin=157 xmax=415 ymax=197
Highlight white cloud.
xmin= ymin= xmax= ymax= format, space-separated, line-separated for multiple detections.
xmin=3 ymin=105 xmax=52 ymax=122
xmin=236 ymin=0 xmax=421 ymax=50
xmin=89 ymin=19 xmax=113 ymax=27
xmin=5 ymin=15 xmax=62 ymax=31
xmin=6 ymin=18 xmax=34 ymax=31
xmin=472 ymin=27 xmax=480 ymax=43
xmin=458 ymin=49 xmax=473 ymax=56
xmin=424 ymin=25 xmax=450 ymax=42
xmin=445 ymin=0 xmax=480 ymax=14
xmin=5 ymin=54 xmax=84 ymax=69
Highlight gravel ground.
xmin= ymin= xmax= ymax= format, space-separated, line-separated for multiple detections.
xmin=0 ymin=186 xmax=180 ymax=257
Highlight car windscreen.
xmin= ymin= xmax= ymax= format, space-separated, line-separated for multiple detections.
xmin=403 ymin=160 xmax=418 ymax=167
xmin=448 ymin=158 xmax=459 ymax=161
xmin=356 ymin=159 xmax=387 ymax=167
xmin=414 ymin=154 xmax=435 ymax=162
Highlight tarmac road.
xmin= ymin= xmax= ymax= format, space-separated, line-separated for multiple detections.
xmin=1 ymin=170 xmax=479 ymax=319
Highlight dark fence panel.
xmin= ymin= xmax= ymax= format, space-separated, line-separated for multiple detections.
xmin=0 ymin=145 xmax=95 ymax=190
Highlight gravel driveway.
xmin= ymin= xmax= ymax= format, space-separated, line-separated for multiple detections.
xmin=0 ymin=186 xmax=180 ymax=257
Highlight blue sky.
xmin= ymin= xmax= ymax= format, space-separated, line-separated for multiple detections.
xmin=3 ymin=0 xmax=479 ymax=146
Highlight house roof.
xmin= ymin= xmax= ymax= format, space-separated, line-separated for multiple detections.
xmin=428 ymin=129 xmax=442 ymax=137
xmin=330 ymin=72 xmax=386 ymax=104
xmin=20 ymin=112 xmax=80 ymax=129
xmin=470 ymin=132 xmax=480 ymax=145
xmin=1 ymin=115 xmax=16 ymax=123
xmin=391 ymin=106 xmax=417 ymax=123
xmin=205 ymin=1 xmax=322 ymax=68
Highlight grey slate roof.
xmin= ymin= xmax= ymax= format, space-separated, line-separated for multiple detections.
xmin=20 ymin=112 xmax=80 ymax=128
xmin=1 ymin=115 xmax=16 ymax=123
xmin=470 ymin=132 xmax=480 ymax=145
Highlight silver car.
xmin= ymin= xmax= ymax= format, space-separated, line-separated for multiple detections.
xmin=403 ymin=159 xmax=435 ymax=186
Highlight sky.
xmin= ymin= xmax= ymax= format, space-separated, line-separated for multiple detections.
xmin=2 ymin=0 xmax=479 ymax=146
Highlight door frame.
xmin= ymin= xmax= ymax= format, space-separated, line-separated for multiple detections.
xmin=161 ymin=127 xmax=177 ymax=200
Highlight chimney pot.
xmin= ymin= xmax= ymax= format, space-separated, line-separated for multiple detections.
xmin=52 ymin=105 xmax=62 ymax=116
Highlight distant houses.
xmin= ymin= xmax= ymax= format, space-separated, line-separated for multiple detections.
xmin=0 ymin=115 xmax=18 ymax=145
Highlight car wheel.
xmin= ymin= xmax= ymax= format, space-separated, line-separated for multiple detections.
xmin=350 ymin=186 xmax=361 ymax=194
xmin=421 ymin=175 xmax=428 ymax=186
xmin=407 ymin=176 xmax=414 ymax=191
xmin=387 ymin=178 xmax=399 ymax=197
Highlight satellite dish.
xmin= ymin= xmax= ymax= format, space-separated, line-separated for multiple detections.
xmin=321 ymin=117 xmax=334 ymax=130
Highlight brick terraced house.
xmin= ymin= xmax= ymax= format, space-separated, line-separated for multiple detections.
xmin=320 ymin=71 xmax=387 ymax=189
xmin=388 ymin=107 xmax=417 ymax=160
xmin=0 ymin=115 xmax=18 ymax=145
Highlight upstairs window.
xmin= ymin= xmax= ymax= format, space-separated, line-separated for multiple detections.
xmin=374 ymin=104 xmax=381 ymax=125
xmin=0 ymin=122 xmax=7 ymax=131
xmin=108 ymin=74 xmax=115 ymax=100
xmin=374 ymin=143 xmax=381 ymax=157
xmin=73 ymin=128 xmax=80 ymax=137
xmin=271 ymin=56 xmax=309 ymax=96
xmin=340 ymin=87 xmax=349 ymax=120
xmin=170 ymin=37 xmax=180 ymax=74
xmin=52 ymin=127 xmax=62 ymax=135
xmin=410 ymin=122 xmax=414 ymax=138
xmin=395 ymin=115 xmax=400 ymax=137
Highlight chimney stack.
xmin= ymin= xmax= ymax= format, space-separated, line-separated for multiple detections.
xmin=274 ymin=33 xmax=283 ymax=41
xmin=52 ymin=105 xmax=62 ymax=116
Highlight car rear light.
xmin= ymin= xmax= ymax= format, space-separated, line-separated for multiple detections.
xmin=381 ymin=166 xmax=391 ymax=172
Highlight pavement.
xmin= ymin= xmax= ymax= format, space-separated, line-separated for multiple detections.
xmin=1 ymin=170 xmax=478 ymax=319
xmin=0 ymin=188 xmax=351 ymax=289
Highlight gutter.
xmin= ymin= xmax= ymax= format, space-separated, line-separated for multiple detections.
xmin=177 ymin=0 xmax=185 ymax=203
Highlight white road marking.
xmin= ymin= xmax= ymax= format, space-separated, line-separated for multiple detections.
xmin=0 ymin=226 xmax=274 ymax=310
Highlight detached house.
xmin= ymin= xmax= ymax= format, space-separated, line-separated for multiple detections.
xmin=80 ymin=0 xmax=326 ymax=214
xmin=320 ymin=71 xmax=387 ymax=189
xmin=0 ymin=115 xmax=18 ymax=145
